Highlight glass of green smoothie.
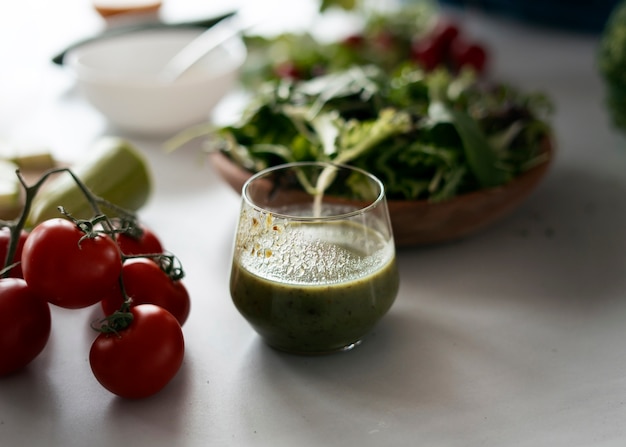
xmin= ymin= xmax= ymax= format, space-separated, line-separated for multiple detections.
xmin=229 ymin=162 xmax=399 ymax=355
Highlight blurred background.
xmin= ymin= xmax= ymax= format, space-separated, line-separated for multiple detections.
xmin=438 ymin=0 xmax=620 ymax=33
xmin=1 ymin=0 xmax=624 ymax=152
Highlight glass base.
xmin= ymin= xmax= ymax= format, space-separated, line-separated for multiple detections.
xmin=265 ymin=338 xmax=363 ymax=356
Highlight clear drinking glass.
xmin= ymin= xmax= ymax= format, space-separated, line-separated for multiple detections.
xmin=229 ymin=162 xmax=399 ymax=354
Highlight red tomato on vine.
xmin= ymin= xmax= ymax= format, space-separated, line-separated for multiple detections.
xmin=0 ymin=227 xmax=28 ymax=278
xmin=101 ymin=257 xmax=190 ymax=326
xmin=89 ymin=304 xmax=185 ymax=399
xmin=0 ymin=278 xmax=51 ymax=376
xmin=21 ymin=218 xmax=122 ymax=309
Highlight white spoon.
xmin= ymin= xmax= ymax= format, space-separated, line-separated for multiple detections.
xmin=158 ymin=13 xmax=260 ymax=83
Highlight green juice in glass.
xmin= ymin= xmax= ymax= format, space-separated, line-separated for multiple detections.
xmin=230 ymin=217 xmax=399 ymax=354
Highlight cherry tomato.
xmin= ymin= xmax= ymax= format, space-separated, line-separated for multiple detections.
xmin=0 ymin=278 xmax=51 ymax=376
xmin=21 ymin=218 xmax=122 ymax=309
xmin=430 ymin=19 xmax=460 ymax=54
xmin=115 ymin=224 xmax=163 ymax=257
xmin=0 ymin=228 xmax=28 ymax=278
xmin=101 ymin=257 xmax=190 ymax=326
xmin=411 ymin=36 xmax=444 ymax=71
xmin=411 ymin=19 xmax=459 ymax=71
xmin=450 ymin=39 xmax=488 ymax=74
xmin=411 ymin=19 xmax=460 ymax=71
xmin=89 ymin=304 xmax=185 ymax=399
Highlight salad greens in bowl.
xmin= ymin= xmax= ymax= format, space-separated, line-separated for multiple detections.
xmin=176 ymin=63 xmax=553 ymax=245
xmin=168 ymin=1 xmax=555 ymax=245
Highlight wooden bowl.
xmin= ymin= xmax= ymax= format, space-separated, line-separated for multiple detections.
xmin=209 ymin=139 xmax=553 ymax=247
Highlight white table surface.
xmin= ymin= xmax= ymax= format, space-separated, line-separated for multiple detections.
xmin=2 ymin=1 xmax=626 ymax=446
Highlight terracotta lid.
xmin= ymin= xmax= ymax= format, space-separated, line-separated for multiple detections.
xmin=92 ymin=0 xmax=162 ymax=18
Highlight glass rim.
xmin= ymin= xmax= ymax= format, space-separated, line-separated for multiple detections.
xmin=241 ymin=161 xmax=386 ymax=221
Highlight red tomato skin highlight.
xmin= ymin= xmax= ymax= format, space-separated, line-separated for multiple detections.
xmin=89 ymin=304 xmax=184 ymax=399
xmin=0 ymin=278 xmax=51 ymax=376
xmin=21 ymin=218 xmax=122 ymax=309
xmin=101 ymin=257 xmax=190 ymax=326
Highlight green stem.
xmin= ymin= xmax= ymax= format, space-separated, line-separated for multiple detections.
xmin=2 ymin=168 xmax=63 ymax=278
xmin=2 ymin=167 xmax=138 ymax=278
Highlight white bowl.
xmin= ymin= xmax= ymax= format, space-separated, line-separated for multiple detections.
xmin=65 ymin=28 xmax=247 ymax=136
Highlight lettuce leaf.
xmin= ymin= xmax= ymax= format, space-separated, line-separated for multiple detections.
xmin=212 ymin=65 xmax=552 ymax=201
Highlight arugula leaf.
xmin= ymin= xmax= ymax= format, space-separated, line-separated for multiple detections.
xmin=451 ymin=108 xmax=509 ymax=187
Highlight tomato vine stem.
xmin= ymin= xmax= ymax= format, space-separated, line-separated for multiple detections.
xmin=1 ymin=167 xmax=137 ymax=278
xmin=91 ymin=298 xmax=134 ymax=336
xmin=2 ymin=165 xmax=187 ymax=335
